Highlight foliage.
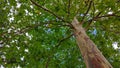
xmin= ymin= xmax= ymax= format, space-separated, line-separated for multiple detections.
xmin=0 ymin=0 xmax=120 ymax=68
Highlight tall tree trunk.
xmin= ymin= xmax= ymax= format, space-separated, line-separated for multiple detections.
xmin=71 ymin=18 xmax=113 ymax=68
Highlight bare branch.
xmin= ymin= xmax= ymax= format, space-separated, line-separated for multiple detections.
xmin=30 ymin=0 xmax=67 ymax=22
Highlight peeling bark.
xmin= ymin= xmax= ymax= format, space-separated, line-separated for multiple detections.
xmin=71 ymin=18 xmax=113 ymax=68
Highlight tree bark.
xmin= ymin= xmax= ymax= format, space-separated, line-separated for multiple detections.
xmin=71 ymin=18 xmax=113 ymax=68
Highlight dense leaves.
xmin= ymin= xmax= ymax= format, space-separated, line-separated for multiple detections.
xmin=0 ymin=0 xmax=120 ymax=68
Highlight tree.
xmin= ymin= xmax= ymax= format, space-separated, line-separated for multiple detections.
xmin=0 ymin=0 xmax=120 ymax=68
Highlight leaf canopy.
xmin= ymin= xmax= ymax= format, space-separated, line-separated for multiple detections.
xmin=0 ymin=0 xmax=120 ymax=68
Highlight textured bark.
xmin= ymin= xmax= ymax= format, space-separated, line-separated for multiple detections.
xmin=71 ymin=18 xmax=113 ymax=68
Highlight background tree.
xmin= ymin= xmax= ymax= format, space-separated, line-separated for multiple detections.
xmin=0 ymin=0 xmax=120 ymax=68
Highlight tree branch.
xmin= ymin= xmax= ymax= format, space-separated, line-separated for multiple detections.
xmin=92 ymin=1 xmax=95 ymax=17
xmin=45 ymin=56 xmax=51 ymax=68
xmin=0 ymin=20 xmax=70 ymax=38
xmin=22 ymin=20 xmax=69 ymax=32
xmin=80 ymin=1 xmax=92 ymax=24
xmin=85 ymin=11 xmax=120 ymax=30
xmin=55 ymin=33 xmax=73 ymax=47
xmin=30 ymin=0 xmax=67 ymax=22
xmin=85 ymin=12 xmax=102 ymax=30
xmin=67 ymin=0 xmax=71 ymax=18
xmin=94 ymin=11 xmax=120 ymax=19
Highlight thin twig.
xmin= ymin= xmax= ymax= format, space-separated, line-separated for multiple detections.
xmin=67 ymin=0 xmax=71 ymax=18
xmin=89 ymin=12 xmax=120 ymax=22
xmin=55 ymin=33 xmax=74 ymax=47
xmin=84 ymin=10 xmax=120 ymax=30
xmin=97 ymin=14 xmax=120 ymax=18
xmin=45 ymin=56 xmax=51 ymax=68
xmin=92 ymin=1 xmax=95 ymax=17
xmin=96 ymin=10 xmax=120 ymax=19
xmin=30 ymin=0 xmax=67 ymax=23
xmin=80 ymin=1 xmax=92 ymax=24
